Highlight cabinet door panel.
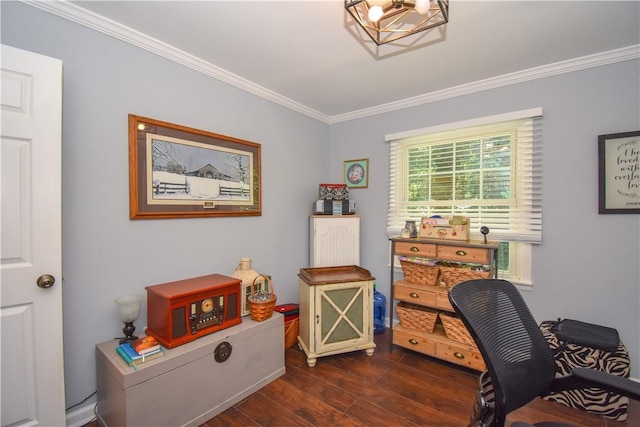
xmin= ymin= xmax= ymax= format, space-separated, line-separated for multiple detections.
xmin=315 ymin=282 xmax=369 ymax=352
xmin=321 ymin=287 xmax=363 ymax=344
xmin=311 ymin=216 xmax=360 ymax=267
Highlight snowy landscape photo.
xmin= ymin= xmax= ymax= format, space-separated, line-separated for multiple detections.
xmin=146 ymin=135 xmax=253 ymax=206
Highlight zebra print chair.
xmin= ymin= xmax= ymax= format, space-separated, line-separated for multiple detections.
xmin=448 ymin=279 xmax=640 ymax=427
xmin=538 ymin=320 xmax=631 ymax=420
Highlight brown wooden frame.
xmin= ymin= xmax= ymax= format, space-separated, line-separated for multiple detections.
xmin=598 ymin=130 xmax=640 ymax=214
xmin=129 ymin=115 xmax=261 ymax=219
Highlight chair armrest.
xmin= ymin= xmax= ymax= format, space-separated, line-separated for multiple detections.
xmin=549 ymin=367 xmax=640 ymax=401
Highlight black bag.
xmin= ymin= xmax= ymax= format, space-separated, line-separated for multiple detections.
xmin=551 ymin=318 xmax=620 ymax=352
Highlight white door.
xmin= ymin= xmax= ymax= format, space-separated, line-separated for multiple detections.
xmin=1 ymin=45 xmax=65 ymax=426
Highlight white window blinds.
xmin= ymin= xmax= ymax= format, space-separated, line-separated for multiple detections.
xmin=386 ymin=109 xmax=543 ymax=243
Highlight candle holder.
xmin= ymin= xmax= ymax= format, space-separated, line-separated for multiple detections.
xmin=114 ymin=294 xmax=144 ymax=344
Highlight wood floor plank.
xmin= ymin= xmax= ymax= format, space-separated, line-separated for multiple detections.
xmin=399 ymin=350 xmax=479 ymax=386
xmin=260 ymin=375 xmax=364 ymax=427
xmin=376 ymin=354 xmax=477 ymax=406
xmin=288 ymin=341 xmax=475 ymax=426
xmin=507 ymin=400 xmax=607 ymax=427
xmin=343 ymin=398 xmax=420 ymax=427
xmin=233 ymin=392 xmax=312 ymax=427
xmin=524 ymin=396 xmax=610 ymax=424
xmin=200 ymin=406 xmax=258 ymax=427
xmin=278 ymin=364 xmax=359 ymax=412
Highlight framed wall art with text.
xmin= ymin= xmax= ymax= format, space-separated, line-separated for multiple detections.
xmin=598 ymin=130 xmax=639 ymax=214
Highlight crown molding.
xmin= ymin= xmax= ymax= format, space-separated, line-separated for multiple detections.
xmin=329 ymin=44 xmax=640 ymax=124
xmin=23 ymin=0 xmax=330 ymax=123
xmin=23 ymin=1 xmax=639 ymax=126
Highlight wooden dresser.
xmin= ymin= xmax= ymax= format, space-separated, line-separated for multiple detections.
xmin=389 ymin=237 xmax=499 ymax=370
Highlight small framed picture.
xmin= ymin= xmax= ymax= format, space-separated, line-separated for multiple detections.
xmin=344 ymin=158 xmax=369 ymax=188
xmin=598 ymin=131 xmax=640 ymax=214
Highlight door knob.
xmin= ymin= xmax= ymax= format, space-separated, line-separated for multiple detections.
xmin=37 ymin=274 xmax=55 ymax=289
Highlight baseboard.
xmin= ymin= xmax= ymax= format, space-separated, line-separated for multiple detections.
xmin=66 ymin=401 xmax=96 ymax=427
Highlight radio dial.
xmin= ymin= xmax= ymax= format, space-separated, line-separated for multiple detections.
xmin=202 ymin=298 xmax=214 ymax=313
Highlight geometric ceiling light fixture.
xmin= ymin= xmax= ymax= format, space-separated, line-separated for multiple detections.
xmin=345 ymin=0 xmax=449 ymax=45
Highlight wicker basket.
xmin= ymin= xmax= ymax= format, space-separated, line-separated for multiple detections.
xmin=439 ymin=312 xmax=476 ymax=346
xmin=396 ymin=302 xmax=438 ymax=333
xmin=438 ymin=266 xmax=491 ymax=288
xmin=284 ymin=318 xmax=299 ymax=349
xmin=247 ymin=275 xmax=277 ymax=322
xmin=400 ymin=260 xmax=439 ymax=286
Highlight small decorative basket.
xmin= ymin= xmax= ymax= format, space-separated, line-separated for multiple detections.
xmin=247 ymin=275 xmax=276 ymax=322
xmin=439 ymin=312 xmax=476 ymax=346
xmin=400 ymin=260 xmax=439 ymax=286
xmin=395 ymin=302 xmax=438 ymax=333
xmin=438 ymin=265 xmax=491 ymax=288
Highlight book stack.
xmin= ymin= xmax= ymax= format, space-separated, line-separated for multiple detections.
xmin=116 ymin=335 xmax=164 ymax=369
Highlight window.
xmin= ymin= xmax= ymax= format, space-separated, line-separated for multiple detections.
xmin=386 ymin=109 xmax=542 ymax=285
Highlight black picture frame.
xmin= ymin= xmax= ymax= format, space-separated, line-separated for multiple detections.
xmin=598 ymin=130 xmax=640 ymax=214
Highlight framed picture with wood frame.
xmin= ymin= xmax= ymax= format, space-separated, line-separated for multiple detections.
xmin=344 ymin=158 xmax=369 ymax=188
xmin=129 ymin=115 xmax=261 ymax=219
xmin=598 ymin=130 xmax=640 ymax=214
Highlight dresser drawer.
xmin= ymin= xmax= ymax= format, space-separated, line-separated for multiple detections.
xmin=394 ymin=283 xmax=436 ymax=306
xmin=395 ymin=241 xmax=437 ymax=258
xmin=435 ymin=291 xmax=454 ymax=311
xmin=436 ymin=245 xmax=490 ymax=264
xmin=392 ymin=327 xmax=436 ymax=354
xmin=436 ymin=341 xmax=485 ymax=371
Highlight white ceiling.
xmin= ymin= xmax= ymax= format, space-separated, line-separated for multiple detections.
xmin=37 ymin=1 xmax=640 ymax=122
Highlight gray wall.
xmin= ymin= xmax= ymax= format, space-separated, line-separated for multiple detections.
xmin=3 ymin=0 xmax=639 ymax=414
xmin=329 ymin=61 xmax=640 ymax=377
xmin=2 ymin=1 xmax=328 ymax=409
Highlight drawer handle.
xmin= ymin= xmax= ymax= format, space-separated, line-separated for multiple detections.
xmin=453 ymin=352 xmax=465 ymax=359
xmin=456 ymin=250 xmax=467 ymax=256
xmin=409 ymin=292 xmax=419 ymax=298
xmin=408 ymin=339 xmax=419 ymax=345
xmin=410 ymin=246 xmax=419 ymax=252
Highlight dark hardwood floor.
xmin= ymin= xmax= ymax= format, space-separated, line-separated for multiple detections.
xmin=85 ymin=330 xmax=639 ymax=426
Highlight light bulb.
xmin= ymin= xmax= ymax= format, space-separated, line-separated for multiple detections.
xmin=368 ymin=5 xmax=384 ymax=22
xmin=415 ymin=0 xmax=431 ymax=15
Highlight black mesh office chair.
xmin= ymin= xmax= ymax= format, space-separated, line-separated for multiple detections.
xmin=448 ymin=279 xmax=640 ymax=427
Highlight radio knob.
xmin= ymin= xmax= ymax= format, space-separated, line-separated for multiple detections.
xmin=189 ymin=314 xmax=197 ymax=334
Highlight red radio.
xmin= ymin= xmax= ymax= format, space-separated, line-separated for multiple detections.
xmin=145 ymin=274 xmax=241 ymax=348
